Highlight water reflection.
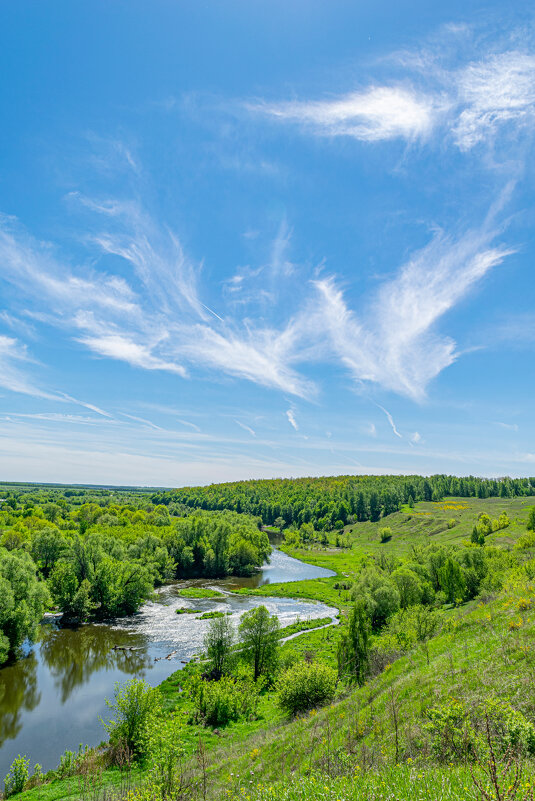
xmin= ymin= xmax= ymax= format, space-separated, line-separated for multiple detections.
xmin=0 ymin=654 xmax=40 ymax=747
xmin=40 ymin=625 xmax=151 ymax=703
xmin=0 ymin=547 xmax=336 ymax=774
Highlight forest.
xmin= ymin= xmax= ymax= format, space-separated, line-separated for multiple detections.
xmin=162 ymin=473 xmax=535 ymax=529
xmin=0 ymin=483 xmax=269 ymax=666
xmin=2 ymin=479 xmax=535 ymax=801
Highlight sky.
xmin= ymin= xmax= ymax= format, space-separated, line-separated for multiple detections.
xmin=0 ymin=0 xmax=534 ymax=487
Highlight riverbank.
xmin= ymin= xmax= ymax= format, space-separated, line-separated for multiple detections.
xmin=0 ymin=547 xmax=337 ymax=780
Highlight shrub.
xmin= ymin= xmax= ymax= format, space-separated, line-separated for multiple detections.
xmin=379 ymin=527 xmax=392 ymax=543
xmin=102 ymin=678 xmax=162 ymax=762
xmin=425 ymin=698 xmax=476 ymax=762
xmin=278 ymin=661 xmax=337 ymax=715
xmin=4 ymin=755 xmax=29 ymax=797
xmin=447 ymin=518 xmax=457 ymax=529
xmin=484 ymin=698 xmax=535 ymax=756
xmin=188 ymin=674 xmax=260 ymax=727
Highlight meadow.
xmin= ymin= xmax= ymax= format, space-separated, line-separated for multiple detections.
xmin=3 ymin=482 xmax=535 ymax=801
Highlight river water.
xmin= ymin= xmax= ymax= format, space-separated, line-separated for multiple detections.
xmin=0 ymin=547 xmax=335 ymax=775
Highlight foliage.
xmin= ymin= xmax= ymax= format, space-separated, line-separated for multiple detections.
xmin=4 ymin=755 xmax=30 ymax=797
xmin=277 ymin=661 xmax=337 ymax=715
xmin=239 ymin=605 xmax=280 ymax=681
xmin=177 ymin=587 xmax=223 ymax=598
xmin=164 ymin=474 xmax=535 ymax=530
xmin=187 ymin=674 xmax=260 ymax=727
xmin=337 ymin=600 xmax=370 ymax=685
xmin=0 ymin=548 xmax=50 ymax=665
xmin=146 ymin=713 xmax=185 ymax=798
xmin=204 ymin=614 xmax=235 ymax=678
xmin=103 ymin=678 xmax=162 ymax=762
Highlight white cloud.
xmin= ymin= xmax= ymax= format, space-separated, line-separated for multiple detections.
xmin=253 ymin=85 xmax=441 ymax=142
xmin=77 ymin=333 xmax=187 ymax=376
xmin=494 ymin=421 xmax=519 ymax=431
xmin=453 ymin=51 xmax=535 ymax=150
xmin=179 ymin=323 xmax=315 ymax=398
xmin=411 ymin=431 xmax=422 ymax=444
xmin=235 ymin=420 xmax=256 ymax=436
xmin=250 ymin=45 xmax=535 ymax=153
xmin=0 ymin=336 xmax=56 ymax=399
xmin=313 ymin=227 xmax=515 ymax=400
xmin=377 ymin=405 xmax=402 ymax=438
xmin=286 ymin=408 xmax=299 ymax=431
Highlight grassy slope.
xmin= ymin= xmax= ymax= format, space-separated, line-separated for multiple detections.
xmin=15 ymin=497 xmax=535 ymax=801
xmin=216 ymin=573 xmax=535 ymax=799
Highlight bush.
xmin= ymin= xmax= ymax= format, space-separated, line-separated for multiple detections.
xmin=188 ymin=674 xmax=260 ymax=727
xmin=4 ymin=755 xmax=29 ymax=797
xmin=102 ymin=678 xmax=162 ymax=762
xmin=278 ymin=661 xmax=337 ymax=715
xmin=379 ymin=527 xmax=392 ymax=543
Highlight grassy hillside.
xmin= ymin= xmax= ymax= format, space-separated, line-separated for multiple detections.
xmin=8 ymin=495 xmax=535 ymax=801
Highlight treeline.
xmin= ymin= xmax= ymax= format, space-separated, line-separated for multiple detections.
xmin=156 ymin=474 xmax=535 ymax=530
xmin=0 ymin=492 xmax=270 ymax=666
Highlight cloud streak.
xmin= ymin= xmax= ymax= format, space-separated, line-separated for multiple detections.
xmin=249 ymin=44 xmax=535 ymax=153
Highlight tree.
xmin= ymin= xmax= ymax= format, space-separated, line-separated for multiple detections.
xmin=239 ymin=605 xmax=280 ymax=681
xmin=438 ymin=557 xmax=465 ymax=605
xmin=274 ymin=517 xmax=286 ymax=532
xmin=412 ymin=605 xmax=440 ymax=665
xmin=527 ymin=506 xmax=535 ymax=531
xmin=391 ymin=567 xmax=423 ymax=608
xmin=337 ymin=599 xmax=370 ymax=685
xmin=31 ymin=528 xmax=65 ymax=577
xmin=204 ymin=615 xmax=235 ymax=679
xmin=0 ymin=548 xmax=50 ymax=665
xmin=103 ymin=678 xmax=161 ymax=761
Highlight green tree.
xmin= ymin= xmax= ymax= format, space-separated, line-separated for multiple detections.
xmin=31 ymin=528 xmax=65 ymax=577
xmin=337 ymin=599 xmax=370 ymax=685
xmin=204 ymin=615 xmax=235 ymax=679
xmin=438 ymin=557 xmax=465 ymax=605
xmin=527 ymin=506 xmax=535 ymax=531
xmin=239 ymin=605 xmax=280 ymax=681
xmin=103 ymin=678 xmax=161 ymax=761
xmin=0 ymin=548 xmax=50 ymax=665
xmin=391 ymin=567 xmax=423 ymax=608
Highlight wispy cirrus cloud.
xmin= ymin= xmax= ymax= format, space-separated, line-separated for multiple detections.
xmin=249 ymin=39 xmax=535 ymax=153
xmin=453 ymin=51 xmax=535 ymax=150
xmin=250 ymin=85 xmax=441 ymax=143
xmin=312 ymin=225 xmax=515 ymax=400
xmin=286 ymin=408 xmax=299 ymax=431
xmin=235 ymin=419 xmax=256 ymax=436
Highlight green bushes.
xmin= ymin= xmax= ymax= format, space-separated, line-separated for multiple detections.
xmin=4 ymin=755 xmax=29 ymax=797
xmin=379 ymin=526 xmax=392 ymax=543
xmin=188 ymin=674 xmax=260 ymax=727
xmin=426 ymin=696 xmax=535 ymax=763
xmin=103 ymin=678 xmax=162 ymax=761
xmin=277 ymin=662 xmax=337 ymax=715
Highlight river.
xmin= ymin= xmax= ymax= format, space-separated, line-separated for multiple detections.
xmin=0 ymin=546 xmax=335 ymax=775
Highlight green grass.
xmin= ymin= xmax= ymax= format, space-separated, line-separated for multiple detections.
xmin=224 ymin=765 xmax=492 ymax=801
xmin=198 ymin=610 xmax=232 ymax=619
xmin=176 ymin=607 xmax=202 ymax=614
xmin=177 ymin=587 xmax=224 ymax=598
xmin=15 ymin=496 xmax=535 ymax=801
xmin=203 ymin=571 xmax=535 ymax=799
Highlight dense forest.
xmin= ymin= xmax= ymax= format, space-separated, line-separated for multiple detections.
xmin=158 ymin=473 xmax=535 ymax=529
xmin=0 ymin=484 xmax=269 ymax=666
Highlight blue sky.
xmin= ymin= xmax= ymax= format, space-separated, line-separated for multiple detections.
xmin=0 ymin=1 xmax=534 ymax=486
